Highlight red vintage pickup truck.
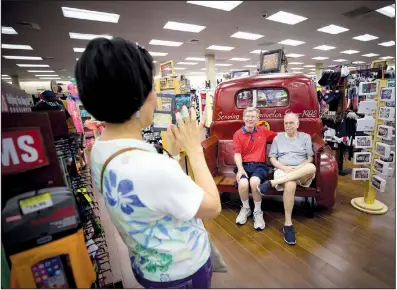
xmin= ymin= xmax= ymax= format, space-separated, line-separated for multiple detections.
xmin=201 ymin=73 xmax=338 ymax=208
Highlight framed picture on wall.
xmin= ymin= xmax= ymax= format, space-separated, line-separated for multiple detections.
xmin=378 ymin=107 xmax=395 ymax=121
xmin=380 ymin=87 xmax=395 ymax=101
xmin=354 ymin=136 xmax=372 ymax=149
xmin=353 ymin=152 xmax=371 ymax=165
xmin=351 ymin=168 xmax=370 ymax=181
xmin=377 ymin=125 xmax=394 ymax=140
xmin=358 ymin=81 xmax=379 ymax=96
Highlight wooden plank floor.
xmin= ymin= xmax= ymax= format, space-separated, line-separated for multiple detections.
xmin=206 ymin=172 xmax=396 ymax=288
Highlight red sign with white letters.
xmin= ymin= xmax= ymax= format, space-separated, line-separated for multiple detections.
xmin=2 ymin=128 xmax=49 ymax=175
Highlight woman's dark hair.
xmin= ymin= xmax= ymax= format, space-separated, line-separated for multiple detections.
xmin=75 ymin=37 xmax=154 ymax=123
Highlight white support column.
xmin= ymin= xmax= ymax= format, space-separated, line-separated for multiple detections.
xmin=315 ymin=63 xmax=323 ymax=87
xmin=205 ymin=54 xmax=216 ymax=89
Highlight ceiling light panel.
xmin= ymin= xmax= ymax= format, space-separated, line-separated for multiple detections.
xmin=163 ymin=21 xmax=206 ymax=33
xmin=303 ymin=65 xmax=315 ymax=67
xmin=230 ymin=31 xmax=264 ymax=40
xmin=341 ymin=50 xmax=360 ymax=54
xmin=215 ymin=63 xmax=232 ymax=67
xmin=2 ymin=44 xmax=33 ymax=50
xmin=17 ymin=64 xmax=49 ymax=67
xmin=149 ymin=51 xmax=168 ymax=56
xmin=174 ymin=67 xmax=186 ymax=70
xmin=312 ymin=56 xmax=329 ymax=60
xmin=73 ymin=48 xmax=85 ymax=52
xmin=317 ymin=24 xmax=349 ymax=35
xmin=376 ymin=4 xmax=395 ymax=18
xmin=289 ymin=62 xmax=304 ymax=65
xmin=353 ymin=34 xmax=379 ymax=42
xmin=27 ymin=70 xmax=55 ymax=73
xmin=1 ymin=26 xmax=18 ymax=35
xmin=380 ymin=56 xmax=395 ymax=59
xmin=186 ymin=1 xmax=243 ymax=11
xmin=290 ymin=67 xmax=304 ymax=70
xmin=40 ymin=77 xmax=61 ymax=80
xmin=3 ymin=56 xmax=42 ymax=60
xmin=266 ymin=11 xmax=307 ymax=25
xmin=230 ymin=57 xmax=250 ymax=61
xmin=352 ymin=61 xmax=365 ymax=64
xmin=61 ymin=7 xmax=120 ymax=23
xmin=313 ymin=45 xmax=336 ymax=51
xmin=334 ymin=59 xmax=347 ymax=62
xmin=2 ymin=77 xmax=11 ymax=80
xmin=250 ymin=50 xmax=267 ymax=54
xmin=207 ymin=45 xmax=234 ymax=51
xmin=362 ymin=53 xmax=379 ymax=57
xmin=2 ymin=75 xmax=9 ymax=77
xmin=35 ymin=75 xmax=59 ymax=77
xmin=286 ymin=53 xmax=304 ymax=58
xmin=149 ymin=39 xmax=183 ymax=47
xmin=378 ymin=41 xmax=395 ymax=47
xmin=278 ymin=39 xmax=305 ymax=46
xmin=177 ymin=62 xmax=197 ymax=65
xmin=69 ymin=32 xmax=112 ymax=40
xmin=309 ymin=68 xmax=316 ymax=71
xmin=244 ymin=65 xmax=257 ymax=68
xmin=186 ymin=57 xmax=205 ymax=61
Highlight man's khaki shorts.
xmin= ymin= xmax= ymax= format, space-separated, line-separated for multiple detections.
xmin=273 ymin=169 xmax=315 ymax=192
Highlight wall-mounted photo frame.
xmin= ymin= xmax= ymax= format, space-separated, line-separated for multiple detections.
xmin=377 ymin=125 xmax=394 ymax=140
xmin=380 ymin=151 xmax=395 ymax=163
xmin=356 ymin=117 xmax=375 ymax=132
xmin=375 ymin=142 xmax=391 ymax=158
xmin=371 ymin=175 xmax=387 ymax=193
xmin=380 ymin=87 xmax=395 ymax=102
xmin=354 ymin=135 xmax=372 ymax=149
xmin=358 ymin=81 xmax=379 ymax=96
xmin=351 ymin=168 xmax=370 ymax=181
xmin=353 ymin=152 xmax=371 ymax=165
xmin=374 ymin=159 xmax=389 ymax=175
xmin=357 ymin=101 xmax=377 ymax=114
xmin=378 ymin=107 xmax=395 ymax=121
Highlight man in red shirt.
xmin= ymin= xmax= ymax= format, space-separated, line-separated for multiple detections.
xmin=233 ymin=107 xmax=277 ymax=230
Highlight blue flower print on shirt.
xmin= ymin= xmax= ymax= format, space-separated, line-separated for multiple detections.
xmin=103 ymin=169 xmax=146 ymax=214
xmin=176 ymin=218 xmax=209 ymax=256
xmin=128 ymin=216 xmax=173 ymax=248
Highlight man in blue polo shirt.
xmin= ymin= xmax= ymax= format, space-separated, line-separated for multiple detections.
xmin=233 ymin=107 xmax=277 ymax=230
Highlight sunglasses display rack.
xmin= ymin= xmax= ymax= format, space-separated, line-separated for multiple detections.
xmin=54 ymin=133 xmax=115 ymax=288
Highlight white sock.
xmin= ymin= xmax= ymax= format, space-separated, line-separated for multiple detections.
xmin=254 ymin=200 xmax=262 ymax=212
xmin=242 ymin=200 xmax=250 ymax=209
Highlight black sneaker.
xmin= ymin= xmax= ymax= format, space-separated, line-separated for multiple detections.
xmin=283 ymin=225 xmax=296 ymax=245
xmin=257 ymin=180 xmax=271 ymax=194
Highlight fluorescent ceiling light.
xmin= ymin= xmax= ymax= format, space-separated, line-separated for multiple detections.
xmin=40 ymin=77 xmax=61 ymax=80
xmin=2 ymin=44 xmax=33 ymax=50
xmin=207 ymin=45 xmax=234 ymax=51
xmin=230 ymin=31 xmax=264 ymax=40
xmin=1 ymin=26 xmax=18 ymax=35
xmin=186 ymin=1 xmax=242 ymax=11
xmin=215 ymin=63 xmax=232 ymax=67
xmin=378 ymin=41 xmax=395 ymax=47
xmin=174 ymin=67 xmax=186 ymax=70
xmin=35 ymin=74 xmax=59 ymax=77
xmin=380 ymin=56 xmax=394 ymax=60
xmin=309 ymin=68 xmax=316 ymax=71
xmin=244 ymin=65 xmax=257 ymax=68
xmin=290 ymin=67 xmax=304 ymax=70
xmin=2 ymin=77 xmax=11 ymax=80
xmin=334 ymin=59 xmax=347 ymax=62
xmin=317 ymin=24 xmax=349 ymax=35
xmin=153 ymin=61 xmax=157 ymax=63
xmin=376 ymin=4 xmax=395 ymax=18
xmin=353 ymin=34 xmax=378 ymax=42
xmin=352 ymin=61 xmax=365 ymax=64
xmin=149 ymin=39 xmax=183 ymax=47
xmin=186 ymin=57 xmax=205 ymax=61
xmin=313 ymin=45 xmax=335 ymax=51
xmin=61 ymin=7 xmax=120 ymax=23
xmin=163 ymin=21 xmax=206 ymax=33
xmin=17 ymin=64 xmax=49 ymax=67
xmin=362 ymin=53 xmax=379 ymax=57
xmin=201 ymin=68 xmax=218 ymax=71
xmin=177 ymin=62 xmax=197 ymax=65
xmin=27 ymin=70 xmax=55 ymax=73
xmin=230 ymin=57 xmax=250 ymax=61
xmin=266 ymin=11 xmax=307 ymax=25
xmin=289 ymin=62 xmax=304 ymax=65
xmin=341 ymin=50 xmax=360 ymax=54
xmin=2 ymin=75 xmax=9 ymax=77
xmin=73 ymin=47 xmax=85 ymax=52
xmin=250 ymin=50 xmax=267 ymax=54
xmin=278 ymin=39 xmax=305 ymax=46
xmin=3 ymin=55 xmax=42 ymax=60
xmin=69 ymin=32 xmax=112 ymax=40
xmin=149 ymin=51 xmax=168 ymax=56
xmin=303 ymin=65 xmax=315 ymax=67
xmin=312 ymin=56 xmax=329 ymax=60
xmin=286 ymin=53 xmax=304 ymax=58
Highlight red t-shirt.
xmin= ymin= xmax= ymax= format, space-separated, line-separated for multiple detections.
xmin=233 ymin=126 xmax=277 ymax=163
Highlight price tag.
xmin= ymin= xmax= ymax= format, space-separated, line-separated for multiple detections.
xmin=19 ymin=193 xmax=53 ymax=215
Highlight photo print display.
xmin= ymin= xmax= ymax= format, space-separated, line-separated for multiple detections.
xmin=357 ymin=101 xmax=377 ymax=115
xmin=380 ymin=151 xmax=395 ymax=163
xmin=378 ymin=107 xmax=395 ymax=121
xmin=351 ymin=168 xmax=370 ymax=181
xmin=358 ymin=81 xmax=379 ymax=96
xmin=353 ymin=152 xmax=371 ymax=165
xmin=377 ymin=125 xmax=394 ymax=140
xmin=375 ymin=142 xmax=391 ymax=158
xmin=374 ymin=159 xmax=389 ymax=175
xmin=380 ymin=87 xmax=395 ymax=101
xmin=354 ymin=136 xmax=372 ymax=149
xmin=356 ymin=117 xmax=375 ymax=132
xmin=371 ymin=175 xmax=387 ymax=193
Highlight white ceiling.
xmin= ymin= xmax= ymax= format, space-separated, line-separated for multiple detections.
xmin=1 ymin=1 xmax=396 ymax=81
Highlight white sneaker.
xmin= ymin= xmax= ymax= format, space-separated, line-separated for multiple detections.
xmin=253 ymin=211 xmax=266 ymax=230
xmin=236 ymin=207 xmax=252 ymax=225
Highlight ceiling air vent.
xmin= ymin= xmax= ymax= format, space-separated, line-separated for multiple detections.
xmin=42 ymin=57 xmax=54 ymax=60
xmin=15 ymin=21 xmax=41 ymax=30
xmin=343 ymin=6 xmax=373 ymax=18
xmin=187 ymin=39 xmax=200 ymax=44
xmin=257 ymin=41 xmax=276 ymax=47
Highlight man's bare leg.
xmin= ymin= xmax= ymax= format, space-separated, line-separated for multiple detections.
xmin=271 ymin=163 xmax=316 ymax=187
xmin=250 ymin=176 xmax=265 ymax=230
xmin=283 ymin=181 xmax=297 ymax=225
xmin=238 ymin=178 xmax=249 ymax=203
xmin=236 ymin=179 xmax=251 ymax=225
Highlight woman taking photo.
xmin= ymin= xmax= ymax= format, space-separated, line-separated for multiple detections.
xmin=75 ymin=37 xmax=221 ymax=288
